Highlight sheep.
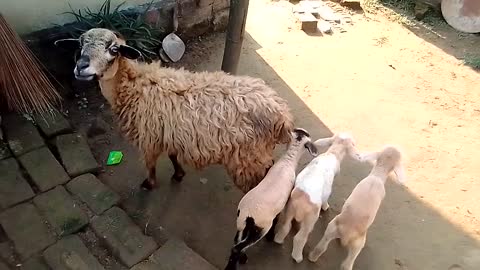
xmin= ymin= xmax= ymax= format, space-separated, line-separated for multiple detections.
xmin=273 ymin=132 xmax=361 ymax=263
xmin=225 ymin=128 xmax=319 ymax=270
xmin=308 ymin=145 xmax=406 ymax=270
xmin=54 ymin=28 xmax=294 ymax=192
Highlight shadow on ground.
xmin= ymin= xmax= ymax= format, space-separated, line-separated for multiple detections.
xmin=70 ymin=32 xmax=480 ymax=270
xmin=374 ymin=1 xmax=480 ymax=71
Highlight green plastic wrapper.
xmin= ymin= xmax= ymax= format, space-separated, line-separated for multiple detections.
xmin=107 ymin=151 xmax=123 ymax=165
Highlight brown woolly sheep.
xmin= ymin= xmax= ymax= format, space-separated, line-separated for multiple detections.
xmin=55 ymin=28 xmax=294 ymax=192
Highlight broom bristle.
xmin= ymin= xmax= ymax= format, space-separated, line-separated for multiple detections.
xmin=0 ymin=13 xmax=61 ymax=115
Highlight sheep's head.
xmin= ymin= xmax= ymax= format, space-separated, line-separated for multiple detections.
xmin=54 ymin=28 xmax=141 ymax=81
xmin=361 ymin=146 xmax=406 ymax=184
xmin=313 ymin=132 xmax=360 ymax=160
xmin=291 ymin=128 xmax=319 ymax=157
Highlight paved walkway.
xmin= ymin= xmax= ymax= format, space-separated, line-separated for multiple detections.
xmin=0 ymin=112 xmax=216 ymax=270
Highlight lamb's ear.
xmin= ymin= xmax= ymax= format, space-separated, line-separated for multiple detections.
xmin=54 ymin=38 xmax=80 ymax=50
xmin=393 ymin=162 xmax=406 ymax=184
xmin=313 ymin=137 xmax=334 ymax=148
xmin=358 ymin=151 xmax=380 ymax=163
xmin=118 ymin=45 xmax=142 ymax=59
xmin=305 ymin=141 xmax=319 ymax=157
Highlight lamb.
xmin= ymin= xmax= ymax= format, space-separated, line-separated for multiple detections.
xmin=308 ymin=145 xmax=406 ymax=270
xmin=225 ymin=128 xmax=319 ymax=270
xmin=273 ymin=132 xmax=361 ymax=263
xmin=54 ymin=28 xmax=294 ymax=192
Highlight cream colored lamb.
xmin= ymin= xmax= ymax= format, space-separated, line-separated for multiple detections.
xmin=308 ymin=145 xmax=406 ymax=270
xmin=54 ymin=28 xmax=294 ymax=193
xmin=274 ymin=133 xmax=361 ymax=263
xmin=224 ymin=128 xmax=319 ymax=270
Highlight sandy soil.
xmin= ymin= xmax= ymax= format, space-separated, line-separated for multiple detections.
xmin=65 ymin=1 xmax=480 ymax=269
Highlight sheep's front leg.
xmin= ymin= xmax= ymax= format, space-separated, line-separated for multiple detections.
xmin=141 ymin=151 xmax=161 ymax=190
xmin=169 ymin=154 xmax=185 ymax=182
xmin=291 ymin=212 xmax=317 ymax=263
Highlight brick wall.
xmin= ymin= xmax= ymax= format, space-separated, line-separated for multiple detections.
xmin=177 ymin=0 xmax=230 ymax=38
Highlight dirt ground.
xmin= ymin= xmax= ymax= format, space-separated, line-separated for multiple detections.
xmin=63 ymin=0 xmax=480 ymax=269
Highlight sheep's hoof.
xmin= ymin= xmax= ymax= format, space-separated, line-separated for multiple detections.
xmin=141 ymin=179 xmax=156 ymax=190
xmin=171 ymin=171 xmax=185 ymax=182
xmin=239 ymin=253 xmax=248 ymax=264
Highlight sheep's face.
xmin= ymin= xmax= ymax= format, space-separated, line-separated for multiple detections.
xmin=335 ymin=133 xmax=360 ymax=159
xmin=376 ymin=146 xmax=406 ymax=183
xmin=292 ymin=128 xmax=319 ymax=156
xmin=54 ymin=28 xmax=141 ymax=81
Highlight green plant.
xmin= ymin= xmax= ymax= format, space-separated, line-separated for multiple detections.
xmin=64 ymin=0 xmax=163 ymax=61
xmin=463 ymin=56 xmax=480 ymax=70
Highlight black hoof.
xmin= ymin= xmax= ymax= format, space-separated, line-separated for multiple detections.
xmin=239 ymin=253 xmax=248 ymax=264
xmin=141 ymin=178 xmax=155 ymax=190
xmin=171 ymin=171 xmax=185 ymax=182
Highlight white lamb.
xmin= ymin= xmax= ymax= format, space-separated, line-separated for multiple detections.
xmin=274 ymin=133 xmax=361 ymax=263
xmin=224 ymin=128 xmax=319 ymax=270
xmin=308 ymin=145 xmax=406 ymax=270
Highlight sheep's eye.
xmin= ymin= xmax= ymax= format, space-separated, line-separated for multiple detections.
xmin=109 ymin=46 xmax=119 ymax=55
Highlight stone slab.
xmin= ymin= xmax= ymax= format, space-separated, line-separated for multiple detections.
xmin=33 ymin=186 xmax=88 ymax=236
xmin=34 ymin=111 xmax=72 ymax=138
xmin=19 ymin=147 xmax=70 ymax=192
xmin=43 ymin=235 xmax=104 ymax=270
xmin=2 ymin=114 xmax=44 ymax=156
xmin=55 ymin=134 xmax=99 ymax=177
xmin=21 ymin=256 xmax=51 ymax=270
xmin=0 ymin=203 xmax=56 ymax=260
xmin=0 ymin=141 xmax=11 ymax=160
xmin=66 ymin=174 xmax=120 ymax=215
xmin=90 ymin=207 xmax=157 ymax=267
xmin=130 ymin=239 xmax=217 ymax=270
xmin=0 ymin=158 xmax=35 ymax=209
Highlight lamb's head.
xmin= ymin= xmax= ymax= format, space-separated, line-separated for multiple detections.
xmin=290 ymin=128 xmax=319 ymax=157
xmin=54 ymin=28 xmax=141 ymax=81
xmin=313 ymin=132 xmax=360 ymax=161
xmin=361 ymin=146 xmax=406 ymax=184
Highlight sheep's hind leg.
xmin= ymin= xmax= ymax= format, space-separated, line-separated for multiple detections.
xmin=141 ymin=151 xmax=161 ymax=190
xmin=169 ymin=154 xmax=185 ymax=182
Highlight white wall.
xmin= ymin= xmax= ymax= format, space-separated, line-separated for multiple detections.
xmin=0 ymin=0 xmax=151 ymax=35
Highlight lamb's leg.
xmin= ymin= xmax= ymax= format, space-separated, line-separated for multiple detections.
xmin=308 ymin=217 xmax=339 ymax=262
xmin=169 ymin=154 xmax=185 ymax=182
xmin=321 ymin=201 xmax=330 ymax=211
xmin=265 ymin=214 xmax=279 ymax=242
xmin=141 ymin=151 xmax=161 ymax=190
xmin=225 ymin=224 xmax=270 ymax=269
xmin=274 ymin=204 xmax=295 ymax=244
xmin=340 ymin=235 xmax=366 ymax=270
xmin=291 ymin=211 xmax=318 ymax=263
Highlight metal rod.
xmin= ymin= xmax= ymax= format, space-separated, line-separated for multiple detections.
xmin=221 ymin=0 xmax=250 ymax=74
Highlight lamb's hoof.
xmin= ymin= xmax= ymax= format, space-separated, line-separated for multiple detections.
xmin=308 ymin=253 xmax=318 ymax=262
xmin=171 ymin=171 xmax=185 ymax=182
xmin=292 ymin=254 xmax=303 ymax=263
xmin=239 ymin=253 xmax=248 ymax=264
xmin=265 ymin=232 xmax=275 ymax=242
xmin=141 ymin=179 xmax=155 ymax=190
xmin=321 ymin=203 xmax=330 ymax=211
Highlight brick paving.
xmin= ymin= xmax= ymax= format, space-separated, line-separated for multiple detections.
xmin=0 ymin=112 xmax=218 ymax=269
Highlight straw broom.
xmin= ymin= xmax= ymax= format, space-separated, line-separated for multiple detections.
xmin=0 ymin=13 xmax=61 ymax=114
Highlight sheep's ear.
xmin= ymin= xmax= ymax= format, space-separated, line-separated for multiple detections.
xmin=359 ymin=151 xmax=380 ymax=163
xmin=119 ymin=45 xmax=142 ymax=59
xmin=393 ymin=162 xmax=406 ymax=184
xmin=313 ymin=137 xmax=334 ymax=148
xmin=305 ymin=141 xmax=319 ymax=157
xmin=54 ymin=38 xmax=80 ymax=50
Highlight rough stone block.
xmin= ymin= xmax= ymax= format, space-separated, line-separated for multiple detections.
xmin=213 ymin=8 xmax=229 ymax=31
xmin=43 ymin=235 xmax=104 ymax=270
xmin=21 ymin=256 xmax=51 ymax=270
xmin=2 ymin=114 xmax=44 ymax=156
xmin=19 ymin=147 xmax=70 ymax=192
xmin=213 ymin=0 xmax=229 ymax=12
xmin=34 ymin=112 xmax=72 ymax=138
xmin=55 ymin=134 xmax=99 ymax=177
xmin=90 ymin=207 xmax=157 ymax=267
xmin=0 ymin=158 xmax=35 ymax=209
xmin=0 ymin=141 xmax=11 ymax=160
xmin=0 ymin=203 xmax=56 ymax=260
xmin=130 ymin=239 xmax=216 ymax=270
xmin=66 ymin=174 xmax=120 ymax=215
xmin=33 ymin=186 xmax=89 ymax=236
